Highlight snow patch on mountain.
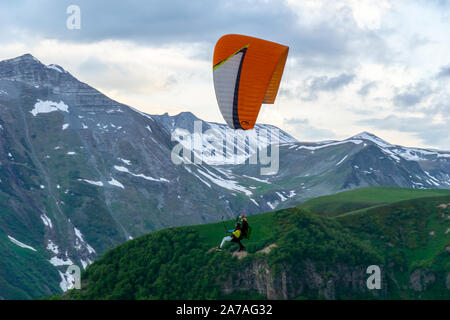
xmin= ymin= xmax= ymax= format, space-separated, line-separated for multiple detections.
xmin=58 ymin=270 xmax=75 ymax=292
xmin=74 ymin=227 xmax=96 ymax=254
xmin=30 ymin=100 xmax=69 ymax=116
xmin=267 ymin=200 xmax=279 ymax=210
xmin=242 ymin=175 xmax=271 ymax=184
xmin=8 ymin=235 xmax=37 ymax=252
xmin=80 ymin=258 xmax=93 ymax=270
xmin=294 ymin=140 xmax=363 ymax=151
xmin=336 ymin=155 xmax=348 ymax=166
xmin=276 ymin=192 xmax=287 ymax=201
xmin=395 ymin=147 xmax=450 ymax=161
xmin=130 ymin=106 xmax=154 ymax=121
xmin=79 ymin=179 xmax=103 ymax=187
xmin=108 ymin=177 xmax=125 ymax=189
xmin=50 ymin=256 xmax=73 ymax=266
xmin=114 ymin=165 xmax=169 ymax=183
xmin=118 ymin=158 xmax=131 ymax=165
xmin=40 ymin=213 xmax=53 ymax=229
xmin=46 ymin=64 xmax=66 ymax=73
xmin=196 ymin=167 xmax=252 ymax=196
xmin=185 ymin=166 xmax=212 ymax=188
xmin=47 ymin=240 xmax=59 ymax=254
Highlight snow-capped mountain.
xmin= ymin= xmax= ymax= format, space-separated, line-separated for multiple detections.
xmin=350 ymin=131 xmax=450 ymax=162
xmin=152 ymin=111 xmax=297 ymax=165
xmin=0 ymin=54 xmax=258 ymax=297
xmin=0 ymin=54 xmax=449 ymax=299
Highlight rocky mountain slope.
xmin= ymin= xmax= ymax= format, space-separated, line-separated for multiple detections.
xmin=155 ymin=112 xmax=450 ymax=211
xmin=0 ymin=54 xmax=449 ymax=298
xmin=0 ymin=54 xmax=267 ymax=298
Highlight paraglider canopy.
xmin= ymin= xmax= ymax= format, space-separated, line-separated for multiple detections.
xmin=213 ymin=34 xmax=289 ymax=130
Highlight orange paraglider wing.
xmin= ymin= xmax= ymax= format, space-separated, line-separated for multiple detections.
xmin=213 ymin=34 xmax=289 ymax=130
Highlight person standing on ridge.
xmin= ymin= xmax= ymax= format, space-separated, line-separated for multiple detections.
xmin=239 ymin=214 xmax=249 ymax=239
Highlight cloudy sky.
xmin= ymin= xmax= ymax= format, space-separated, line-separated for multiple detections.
xmin=1 ymin=0 xmax=449 ymax=149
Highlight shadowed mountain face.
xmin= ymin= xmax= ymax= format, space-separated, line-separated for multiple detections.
xmin=0 ymin=54 xmax=449 ymax=298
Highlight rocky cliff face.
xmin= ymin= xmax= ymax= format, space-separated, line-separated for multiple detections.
xmin=221 ymin=259 xmax=449 ymax=299
xmin=221 ymin=259 xmax=381 ymax=299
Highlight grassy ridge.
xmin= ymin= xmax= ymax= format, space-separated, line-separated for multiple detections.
xmin=62 ymin=187 xmax=450 ymax=300
xmin=65 ymin=209 xmax=380 ymax=299
xmin=299 ymin=187 xmax=450 ymax=216
xmin=338 ymin=194 xmax=450 ymax=299
xmin=338 ymin=195 xmax=450 ymax=269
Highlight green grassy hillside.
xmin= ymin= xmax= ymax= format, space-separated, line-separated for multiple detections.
xmin=61 ymin=187 xmax=450 ymax=300
xmin=299 ymin=187 xmax=450 ymax=216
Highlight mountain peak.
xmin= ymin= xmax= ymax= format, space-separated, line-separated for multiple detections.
xmin=1 ymin=54 xmax=67 ymax=73
xmin=0 ymin=53 xmax=74 ymax=89
xmin=351 ymin=131 xmax=378 ymax=139
xmin=3 ymin=53 xmax=42 ymax=64
xmin=174 ymin=111 xmax=200 ymax=120
xmin=349 ymin=131 xmax=392 ymax=147
xmin=19 ymin=53 xmax=39 ymax=60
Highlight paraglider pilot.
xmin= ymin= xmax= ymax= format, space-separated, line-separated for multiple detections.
xmin=216 ymin=222 xmax=245 ymax=252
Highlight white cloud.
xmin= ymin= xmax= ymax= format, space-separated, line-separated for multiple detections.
xmin=347 ymin=0 xmax=392 ymax=30
xmin=0 ymin=1 xmax=449 ymax=149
